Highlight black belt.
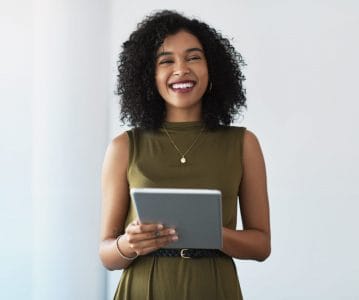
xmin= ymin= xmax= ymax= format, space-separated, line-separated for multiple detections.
xmin=146 ymin=248 xmax=226 ymax=259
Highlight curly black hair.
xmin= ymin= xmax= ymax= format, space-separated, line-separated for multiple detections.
xmin=117 ymin=10 xmax=246 ymax=130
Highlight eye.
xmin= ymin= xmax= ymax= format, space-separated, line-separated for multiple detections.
xmin=158 ymin=59 xmax=173 ymax=65
xmin=188 ymin=56 xmax=201 ymax=61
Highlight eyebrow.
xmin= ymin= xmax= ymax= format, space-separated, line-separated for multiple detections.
xmin=156 ymin=47 xmax=204 ymax=58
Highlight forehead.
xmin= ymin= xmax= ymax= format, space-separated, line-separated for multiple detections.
xmin=157 ymin=30 xmax=203 ymax=54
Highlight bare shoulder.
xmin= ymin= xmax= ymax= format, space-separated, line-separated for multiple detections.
xmin=102 ymin=132 xmax=130 ymax=178
xmin=243 ymin=129 xmax=263 ymax=157
xmin=105 ymin=131 xmax=129 ymax=159
xmin=109 ymin=131 xmax=129 ymax=153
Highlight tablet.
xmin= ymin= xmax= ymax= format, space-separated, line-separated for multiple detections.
xmin=130 ymin=188 xmax=222 ymax=249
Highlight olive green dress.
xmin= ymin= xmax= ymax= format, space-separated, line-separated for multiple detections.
xmin=114 ymin=121 xmax=246 ymax=300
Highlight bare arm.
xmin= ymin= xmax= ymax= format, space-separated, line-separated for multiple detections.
xmin=222 ymin=129 xmax=271 ymax=261
xmin=99 ymin=132 xmax=178 ymax=271
xmin=99 ymin=133 xmax=134 ymax=270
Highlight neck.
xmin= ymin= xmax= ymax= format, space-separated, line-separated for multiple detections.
xmin=165 ymin=108 xmax=202 ymax=123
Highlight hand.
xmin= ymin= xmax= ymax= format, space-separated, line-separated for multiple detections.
xmin=122 ymin=219 xmax=178 ymax=256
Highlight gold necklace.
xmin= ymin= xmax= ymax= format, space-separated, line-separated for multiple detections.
xmin=162 ymin=125 xmax=205 ymax=164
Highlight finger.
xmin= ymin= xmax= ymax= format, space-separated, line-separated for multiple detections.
xmin=136 ymin=235 xmax=179 ymax=256
xmin=154 ymin=228 xmax=177 ymax=238
xmin=127 ymin=228 xmax=177 ymax=243
xmin=131 ymin=234 xmax=179 ymax=253
xmin=126 ymin=223 xmax=163 ymax=234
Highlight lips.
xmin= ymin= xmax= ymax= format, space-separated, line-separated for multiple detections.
xmin=169 ymin=80 xmax=196 ymax=93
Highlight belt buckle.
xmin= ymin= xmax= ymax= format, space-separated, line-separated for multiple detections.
xmin=180 ymin=248 xmax=191 ymax=259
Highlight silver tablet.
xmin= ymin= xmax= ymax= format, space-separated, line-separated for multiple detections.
xmin=130 ymin=188 xmax=223 ymax=249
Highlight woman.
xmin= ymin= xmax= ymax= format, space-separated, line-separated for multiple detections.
xmin=99 ymin=10 xmax=271 ymax=300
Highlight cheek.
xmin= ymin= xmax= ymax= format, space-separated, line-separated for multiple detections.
xmin=198 ymin=64 xmax=209 ymax=80
xmin=155 ymin=74 xmax=168 ymax=97
xmin=200 ymin=68 xmax=209 ymax=86
xmin=155 ymin=70 xmax=165 ymax=84
xmin=155 ymin=74 xmax=162 ymax=89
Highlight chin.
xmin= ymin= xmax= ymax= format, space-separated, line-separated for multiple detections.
xmin=167 ymin=100 xmax=201 ymax=110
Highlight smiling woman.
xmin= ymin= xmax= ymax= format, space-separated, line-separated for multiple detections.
xmin=99 ymin=10 xmax=271 ymax=300
xmin=155 ymin=31 xmax=209 ymax=121
xmin=116 ymin=10 xmax=246 ymax=130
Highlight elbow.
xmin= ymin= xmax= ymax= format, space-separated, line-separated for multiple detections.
xmin=256 ymin=243 xmax=271 ymax=262
xmin=102 ymin=264 xmax=115 ymax=271
xmin=98 ymin=246 xmax=128 ymax=271
xmin=101 ymin=259 xmax=115 ymax=271
xmin=98 ymin=247 xmax=116 ymax=271
xmin=256 ymin=249 xmax=271 ymax=262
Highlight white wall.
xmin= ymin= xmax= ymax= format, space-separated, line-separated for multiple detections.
xmin=1 ymin=0 xmax=109 ymax=299
xmin=1 ymin=1 xmax=358 ymax=299
xmin=31 ymin=0 xmax=110 ymax=299
xmin=108 ymin=1 xmax=359 ymax=299
xmin=234 ymin=2 xmax=359 ymax=299
xmin=0 ymin=0 xmax=33 ymax=298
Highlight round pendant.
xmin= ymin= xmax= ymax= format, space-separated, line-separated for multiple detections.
xmin=180 ymin=157 xmax=186 ymax=164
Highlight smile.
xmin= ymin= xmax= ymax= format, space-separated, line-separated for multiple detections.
xmin=169 ymin=80 xmax=196 ymax=93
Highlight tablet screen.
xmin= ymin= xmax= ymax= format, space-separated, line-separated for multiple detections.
xmin=131 ymin=188 xmax=223 ymax=249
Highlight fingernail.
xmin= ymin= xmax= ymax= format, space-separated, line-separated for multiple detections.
xmin=169 ymin=229 xmax=175 ymax=234
xmin=172 ymin=236 xmax=178 ymax=241
xmin=157 ymin=224 xmax=163 ymax=229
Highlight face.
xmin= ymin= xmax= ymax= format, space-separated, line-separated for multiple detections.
xmin=155 ymin=30 xmax=209 ymax=120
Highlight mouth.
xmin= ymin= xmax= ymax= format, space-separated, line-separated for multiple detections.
xmin=168 ymin=80 xmax=196 ymax=93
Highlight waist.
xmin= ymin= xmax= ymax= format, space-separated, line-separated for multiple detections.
xmin=146 ymin=248 xmax=226 ymax=259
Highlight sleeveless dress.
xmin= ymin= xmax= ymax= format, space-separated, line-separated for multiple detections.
xmin=114 ymin=121 xmax=246 ymax=300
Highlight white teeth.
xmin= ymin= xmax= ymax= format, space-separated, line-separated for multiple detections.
xmin=171 ymin=82 xmax=194 ymax=89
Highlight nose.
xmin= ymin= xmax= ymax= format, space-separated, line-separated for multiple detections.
xmin=173 ymin=60 xmax=190 ymax=76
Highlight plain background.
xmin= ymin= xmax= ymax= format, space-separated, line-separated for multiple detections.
xmin=1 ymin=0 xmax=358 ymax=299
